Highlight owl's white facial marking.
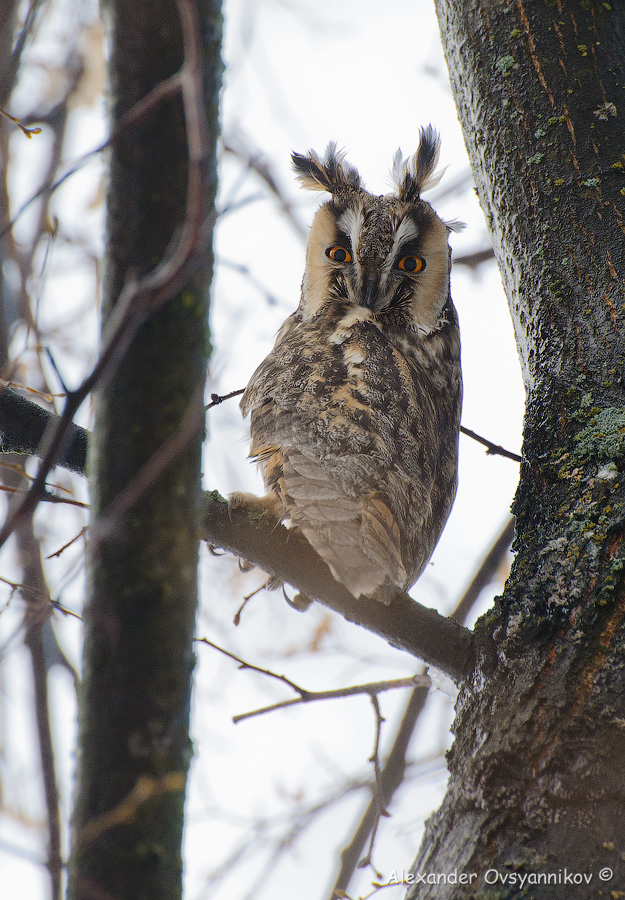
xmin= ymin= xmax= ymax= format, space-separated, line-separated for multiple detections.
xmin=336 ymin=207 xmax=363 ymax=256
xmin=389 ymin=216 xmax=420 ymax=260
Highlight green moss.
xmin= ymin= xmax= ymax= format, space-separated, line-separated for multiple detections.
xmin=206 ymin=489 xmax=227 ymax=505
xmin=573 ymin=408 xmax=625 ymax=464
xmin=495 ymin=55 xmax=517 ymax=76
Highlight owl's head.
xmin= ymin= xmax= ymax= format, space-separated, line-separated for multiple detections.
xmin=292 ymin=126 xmax=459 ymax=335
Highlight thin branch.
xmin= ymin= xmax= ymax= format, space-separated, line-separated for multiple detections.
xmin=223 ymin=135 xmax=308 ymax=239
xmin=196 ymin=637 xmax=429 ymax=723
xmin=0 ymin=68 xmax=184 ymax=242
xmin=206 ymin=387 xmax=245 ymax=409
xmin=0 ymin=386 xmax=522 ymax=474
xmin=205 ymin=390 xmax=522 ymax=463
xmin=2 ymin=462 xmax=62 ymax=900
xmin=0 ymin=106 xmax=42 ymax=137
xmin=451 ymin=517 xmax=514 ymax=624
xmin=453 ymin=247 xmax=495 ymax=269
xmin=356 ymin=694 xmax=388 ymax=878
xmin=195 ymin=636 xmax=306 ymax=694
xmin=231 ymin=676 xmax=429 ymax=724
xmin=0 ymin=0 xmax=44 ymax=105
xmin=0 ymin=484 xmax=88 ymax=508
xmin=45 ymin=526 xmax=88 ymax=560
xmin=460 ymin=425 xmax=522 ymax=463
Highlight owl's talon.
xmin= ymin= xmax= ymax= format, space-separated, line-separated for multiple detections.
xmin=286 ymin=591 xmax=313 ymax=612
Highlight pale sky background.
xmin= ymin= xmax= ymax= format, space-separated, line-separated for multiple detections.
xmin=0 ymin=1 xmax=525 ymax=898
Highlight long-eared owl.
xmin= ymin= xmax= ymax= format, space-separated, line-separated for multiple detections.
xmin=237 ymin=126 xmax=462 ymax=604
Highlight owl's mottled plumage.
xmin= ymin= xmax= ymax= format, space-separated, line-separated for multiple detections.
xmin=238 ymin=127 xmax=462 ymax=603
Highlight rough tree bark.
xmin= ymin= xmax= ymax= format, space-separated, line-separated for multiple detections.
xmin=406 ymin=2 xmax=625 ymax=897
xmin=68 ymin=3 xmax=222 ymax=900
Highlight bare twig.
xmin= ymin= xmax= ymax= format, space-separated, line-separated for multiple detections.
xmin=2 ymin=462 xmax=62 ymax=900
xmin=460 ymin=425 xmax=522 ymax=463
xmin=0 ymin=383 xmax=521 ymax=476
xmin=1 ymin=0 xmax=44 ymax=105
xmin=45 ymin=526 xmax=88 ymax=560
xmin=196 ymin=636 xmax=309 ymax=693
xmin=210 ymin=389 xmax=522 ymax=463
xmin=231 ymin=675 xmax=429 ymax=724
xmin=0 ymin=483 xmax=88 ymax=508
xmin=357 ymin=694 xmax=388 ymax=878
xmin=206 ymin=387 xmax=245 ymax=409
xmin=196 ymin=636 xmax=429 ymax=723
xmin=453 ymin=247 xmax=495 ymax=269
xmin=0 ymin=69 xmax=185 ymax=242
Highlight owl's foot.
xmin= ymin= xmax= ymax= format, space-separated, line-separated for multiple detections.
xmin=227 ymin=491 xmax=283 ymax=525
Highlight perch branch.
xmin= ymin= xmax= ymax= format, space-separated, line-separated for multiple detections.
xmin=201 ymin=492 xmax=475 ymax=682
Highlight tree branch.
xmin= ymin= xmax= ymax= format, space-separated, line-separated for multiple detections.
xmin=201 ymin=492 xmax=476 ymax=683
xmin=460 ymin=425 xmax=522 ymax=463
xmin=0 ymin=386 xmax=87 ymax=472
xmin=0 ymin=390 xmax=477 ymax=681
xmin=196 ymin=638 xmax=430 ymax=722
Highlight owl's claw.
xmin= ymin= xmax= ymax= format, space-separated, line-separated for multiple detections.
xmin=286 ymin=591 xmax=313 ymax=612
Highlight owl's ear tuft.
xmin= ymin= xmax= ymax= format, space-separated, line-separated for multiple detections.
xmin=392 ymin=125 xmax=444 ymax=201
xmin=292 ymin=142 xmax=362 ymax=195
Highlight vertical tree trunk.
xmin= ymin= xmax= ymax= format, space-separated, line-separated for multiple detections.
xmin=68 ymin=3 xmax=222 ymax=899
xmin=407 ymin=2 xmax=625 ymax=896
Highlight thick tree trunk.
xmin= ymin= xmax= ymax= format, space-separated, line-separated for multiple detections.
xmin=406 ymin=2 xmax=625 ymax=896
xmin=68 ymin=3 xmax=222 ymax=899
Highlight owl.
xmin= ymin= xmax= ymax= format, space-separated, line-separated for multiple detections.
xmin=235 ymin=126 xmax=462 ymax=604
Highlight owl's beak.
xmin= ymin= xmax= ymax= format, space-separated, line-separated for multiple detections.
xmin=358 ymin=268 xmax=381 ymax=311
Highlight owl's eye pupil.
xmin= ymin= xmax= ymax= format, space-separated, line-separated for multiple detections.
xmin=326 ymin=245 xmax=351 ymax=263
xmin=397 ymin=255 xmax=425 ymax=273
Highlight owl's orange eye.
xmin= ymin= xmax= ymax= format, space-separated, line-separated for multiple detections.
xmin=397 ymin=255 xmax=425 ymax=273
xmin=326 ymin=245 xmax=352 ymax=263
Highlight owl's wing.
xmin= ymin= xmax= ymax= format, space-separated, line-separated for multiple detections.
xmin=248 ymin=403 xmax=408 ymax=599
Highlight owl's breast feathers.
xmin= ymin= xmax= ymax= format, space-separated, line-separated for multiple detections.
xmin=240 ymin=304 xmax=461 ymax=602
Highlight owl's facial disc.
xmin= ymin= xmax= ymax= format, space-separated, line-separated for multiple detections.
xmin=328 ymin=199 xmax=431 ymax=314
